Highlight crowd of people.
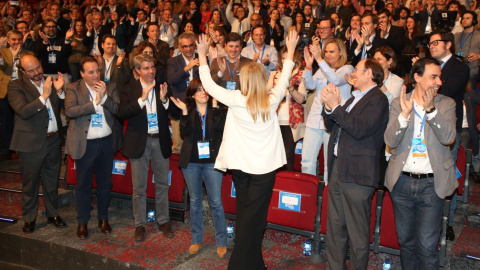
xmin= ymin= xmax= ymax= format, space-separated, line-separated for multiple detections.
xmin=1 ymin=0 xmax=480 ymax=269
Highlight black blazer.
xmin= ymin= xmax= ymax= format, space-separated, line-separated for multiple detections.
xmin=83 ymin=26 xmax=110 ymax=55
xmin=322 ymin=86 xmax=389 ymax=188
xmin=167 ymin=54 xmax=200 ymax=101
xmin=439 ymin=55 xmax=470 ymax=131
xmin=264 ymin=23 xmax=284 ymax=52
xmin=382 ymin=25 xmax=405 ymax=57
xmin=464 ymin=91 xmax=480 ymax=156
xmin=118 ymin=80 xmax=180 ymax=159
xmin=178 ymin=105 xmax=227 ymax=168
xmin=126 ymin=22 xmax=147 ymax=53
xmin=349 ymin=35 xmax=388 ymax=67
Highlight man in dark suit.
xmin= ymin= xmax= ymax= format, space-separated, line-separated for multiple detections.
xmin=325 ymin=0 xmax=353 ymax=28
xmin=428 ymin=30 xmax=469 ymax=241
xmin=65 ymin=56 xmax=122 ymax=240
xmin=49 ymin=3 xmax=70 ymax=37
xmin=118 ymin=54 xmax=180 ymax=242
xmin=84 ymin=12 xmax=110 ymax=56
xmin=377 ymin=8 xmax=405 ymax=65
xmin=96 ymin=35 xmax=130 ymax=85
xmin=167 ymin=32 xmax=199 ymax=154
xmin=349 ymin=13 xmax=387 ymax=66
xmin=144 ymin=23 xmax=170 ymax=69
xmin=8 ymin=55 xmax=67 ymax=233
xmin=125 ymin=9 xmax=150 ymax=56
xmin=320 ymin=58 xmax=389 ymax=269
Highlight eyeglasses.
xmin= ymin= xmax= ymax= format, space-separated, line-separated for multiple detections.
xmin=428 ymin=40 xmax=447 ymax=47
xmin=318 ymin=27 xmax=332 ymax=31
xmin=180 ymin=44 xmax=195 ymax=49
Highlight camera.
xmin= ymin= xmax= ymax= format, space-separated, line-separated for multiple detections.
xmin=297 ymin=31 xmax=310 ymax=51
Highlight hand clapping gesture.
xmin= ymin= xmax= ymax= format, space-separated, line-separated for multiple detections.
xmin=399 ymin=85 xmax=413 ymax=119
xmin=169 ymin=97 xmax=188 ymax=115
xmin=320 ymin=83 xmax=342 ymax=111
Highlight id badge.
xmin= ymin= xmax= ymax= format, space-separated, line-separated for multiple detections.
xmin=11 ymin=69 xmax=18 ymax=80
xmin=147 ymin=113 xmax=158 ymax=128
xmin=197 ymin=141 xmax=210 ymax=159
xmin=104 ymin=78 xmax=110 ymax=82
xmin=48 ymin=53 xmax=56 ymax=64
xmin=226 ymin=81 xmax=236 ymax=90
xmin=457 ymin=51 xmax=464 ymax=57
xmin=91 ymin=113 xmax=103 ymax=128
xmin=186 ymin=80 xmax=190 ymax=86
xmin=47 ymin=108 xmax=52 ymax=121
xmin=411 ymin=138 xmax=427 ymax=158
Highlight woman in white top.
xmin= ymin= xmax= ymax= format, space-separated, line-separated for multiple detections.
xmin=373 ymin=46 xmax=404 ymax=106
xmin=302 ymin=38 xmax=354 ymax=182
xmin=226 ymin=0 xmax=254 ymax=35
xmin=194 ymin=31 xmax=299 ymax=270
xmin=208 ymin=26 xmax=227 ymax=65
xmin=268 ymin=47 xmax=307 ymax=171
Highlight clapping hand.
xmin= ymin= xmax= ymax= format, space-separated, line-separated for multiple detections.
xmin=320 ymin=83 xmax=341 ymax=110
xmin=53 ymin=72 xmax=64 ymax=93
xmin=399 ymin=85 xmax=413 ymax=119
xmin=169 ymin=96 xmax=188 ymax=115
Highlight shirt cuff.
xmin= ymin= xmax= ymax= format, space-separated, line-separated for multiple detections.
xmin=138 ymin=97 xmax=146 ymax=109
xmin=162 ymin=99 xmax=169 ymax=109
xmin=57 ymin=90 xmax=65 ymax=99
xmin=39 ymin=96 xmax=46 ymax=105
xmin=99 ymin=94 xmax=108 ymax=105
xmin=325 ymin=104 xmax=340 ymax=114
xmin=426 ymin=109 xmax=438 ymax=120
xmin=398 ymin=113 xmax=410 ymax=128
xmin=218 ymin=71 xmax=224 ymax=78
xmin=354 ymin=48 xmax=361 ymax=56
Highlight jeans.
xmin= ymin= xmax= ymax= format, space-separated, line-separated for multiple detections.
xmin=182 ymin=163 xmax=227 ymax=247
xmin=391 ymin=174 xmax=444 ymax=270
xmin=448 ymin=132 xmax=461 ymax=226
xmin=301 ymin=127 xmax=329 ymax=181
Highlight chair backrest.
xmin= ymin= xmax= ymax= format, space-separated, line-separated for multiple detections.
xmin=267 ymin=171 xmax=320 ymax=231
xmin=456 ymin=146 xmax=466 ymax=196
xmin=379 ymin=190 xmax=400 ymax=250
xmin=221 ymin=172 xmax=237 ymax=215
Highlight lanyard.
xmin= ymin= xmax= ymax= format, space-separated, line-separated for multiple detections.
xmin=162 ymin=23 xmax=168 ymax=35
xmin=48 ymin=39 xmax=56 ymax=53
xmin=269 ymin=25 xmax=274 ymax=37
xmin=459 ymin=31 xmax=474 ymax=50
xmin=226 ymin=57 xmax=235 ymax=79
xmin=413 ymin=106 xmax=427 ymax=135
xmin=147 ymin=88 xmax=155 ymax=109
xmin=87 ymin=88 xmax=95 ymax=101
xmin=253 ymin=44 xmax=265 ymax=62
xmin=104 ymin=57 xmax=114 ymax=77
xmin=196 ymin=107 xmax=207 ymax=140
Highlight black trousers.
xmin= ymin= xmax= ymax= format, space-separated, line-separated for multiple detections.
xmin=280 ymin=125 xmax=296 ymax=171
xmin=228 ymin=169 xmax=276 ymax=270
xmin=0 ymin=96 xmax=14 ymax=155
xmin=19 ymin=134 xmax=61 ymax=223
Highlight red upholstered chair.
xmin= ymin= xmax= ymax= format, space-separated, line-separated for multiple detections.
xmin=378 ymin=190 xmax=400 ymax=254
xmin=221 ymin=172 xmax=237 ymax=219
xmin=456 ymin=146 xmax=471 ymax=203
xmin=266 ymin=171 xmax=319 ymax=232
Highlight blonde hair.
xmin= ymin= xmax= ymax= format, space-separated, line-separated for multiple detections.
xmin=321 ymin=38 xmax=348 ymax=69
xmin=239 ymin=62 xmax=271 ymax=123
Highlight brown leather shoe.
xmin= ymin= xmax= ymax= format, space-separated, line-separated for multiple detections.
xmin=134 ymin=226 xmax=146 ymax=242
xmin=47 ymin=216 xmax=66 ymax=227
xmin=22 ymin=221 xmax=36 ymax=233
xmin=189 ymin=244 xmax=203 ymax=255
xmin=217 ymin=246 xmax=227 ymax=258
xmin=77 ymin=224 xmax=88 ymax=239
xmin=158 ymin=222 xmax=174 ymax=238
xmin=98 ymin=220 xmax=111 ymax=234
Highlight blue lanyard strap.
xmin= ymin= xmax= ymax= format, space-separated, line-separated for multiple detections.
xmin=163 ymin=23 xmax=168 ymax=35
xmin=104 ymin=58 xmax=114 ymax=77
xmin=459 ymin=31 xmax=474 ymax=50
xmin=146 ymin=89 xmax=155 ymax=109
xmin=269 ymin=25 xmax=274 ymax=36
xmin=226 ymin=57 xmax=235 ymax=79
xmin=253 ymin=44 xmax=265 ymax=62
xmin=413 ymin=106 xmax=427 ymax=134
xmin=196 ymin=107 xmax=207 ymax=139
xmin=87 ymin=88 xmax=94 ymax=101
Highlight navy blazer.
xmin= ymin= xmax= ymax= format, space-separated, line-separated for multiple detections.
xmin=322 ymin=86 xmax=389 ymax=188
xmin=118 ymin=79 xmax=180 ymax=159
xmin=349 ymin=35 xmax=388 ymax=67
xmin=438 ymin=55 xmax=469 ymax=131
xmin=167 ymin=54 xmax=200 ymax=101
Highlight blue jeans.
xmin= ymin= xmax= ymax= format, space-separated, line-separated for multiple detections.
xmin=448 ymin=132 xmax=461 ymax=226
xmin=182 ymin=163 xmax=227 ymax=247
xmin=301 ymin=127 xmax=329 ymax=181
xmin=391 ymin=174 xmax=444 ymax=270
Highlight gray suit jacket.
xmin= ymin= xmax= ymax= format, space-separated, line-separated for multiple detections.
xmin=64 ymin=79 xmax=122 ymax=160
xmin=384 ymin=93 xmax=458 ymax=199
xmin=8 ymin=76 xmax=62 ymax=152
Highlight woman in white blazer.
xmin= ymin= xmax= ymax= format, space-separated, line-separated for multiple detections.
xmin=194 ymin=31 xmax=299 ymax=270
xmin=373 ymin=46 xmax=404 ymax=107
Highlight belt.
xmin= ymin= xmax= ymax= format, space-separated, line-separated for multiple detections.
xmin=402 ymin=171 xmax=434 ymax=179
xmin=147 ymin=133 xmax=159 ymax=138
xmin=46 ymin=131 xmax=59 ymax=137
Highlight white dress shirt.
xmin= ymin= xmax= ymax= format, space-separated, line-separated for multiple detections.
xmin=85 ymin=83 xmax=112 ymax=139
xmin=33 ymin=78 xmax=64 ymax=133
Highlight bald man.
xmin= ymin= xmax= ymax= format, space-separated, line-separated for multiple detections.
xmin=8 ymin=54 xmax=66 ymax=233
